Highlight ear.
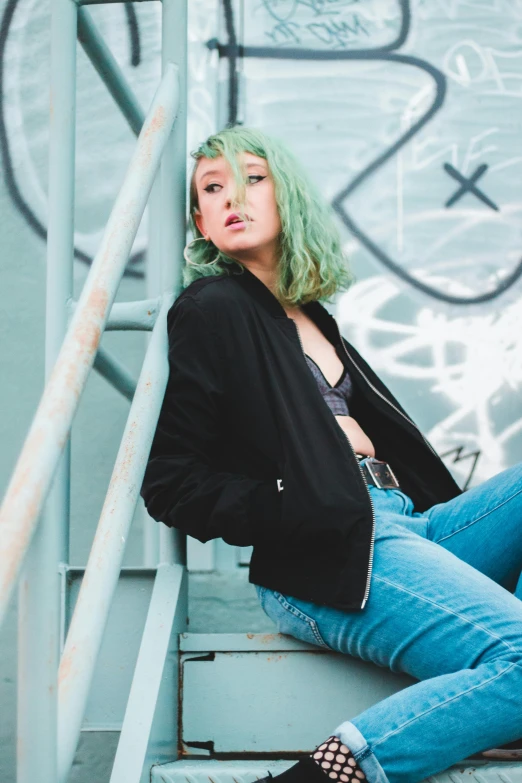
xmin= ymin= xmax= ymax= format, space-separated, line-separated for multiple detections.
xmin=194 ymin=209 xmax=207 ymax=239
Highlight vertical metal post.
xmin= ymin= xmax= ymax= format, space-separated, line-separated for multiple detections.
xmin=17 ymin=0 xmax=76 ymax=778
xmin=159 ymin=0 xmax=187 ymax=567
xmin=142 ymin=178 xmax=162 ymax=567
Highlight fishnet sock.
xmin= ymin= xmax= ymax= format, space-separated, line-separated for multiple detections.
xmin=311 ymin=735 xmax=367 ymax=783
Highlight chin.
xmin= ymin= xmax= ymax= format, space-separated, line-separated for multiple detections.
xmin=222 ymin=240 xmax=262 ymax=255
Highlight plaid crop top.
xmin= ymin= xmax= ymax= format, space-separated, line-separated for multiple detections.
xmin=304 ymin=353 xmax=353 ymax=416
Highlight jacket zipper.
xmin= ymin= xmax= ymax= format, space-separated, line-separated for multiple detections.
xmin=333 ymin=320 xmax=440 ymax=461
xmin=291 ymin=319 xmax=375 ymax=609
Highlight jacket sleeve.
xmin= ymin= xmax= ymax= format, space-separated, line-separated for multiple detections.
xmin=140 ymin=294 xmax=282 ymax=546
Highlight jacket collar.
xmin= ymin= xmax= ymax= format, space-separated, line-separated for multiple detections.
xmin=229 ymin=263 xmax=340 ymax=343
xmin=230 ymin=263 xmax=287 ymax=318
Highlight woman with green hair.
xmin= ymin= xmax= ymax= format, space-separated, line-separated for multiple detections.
xmin=141 ymin=125 xmax=522 ymax=783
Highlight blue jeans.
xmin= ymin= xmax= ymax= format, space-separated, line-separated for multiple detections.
xmin=254 ymin=460 xmax=522 ymax=783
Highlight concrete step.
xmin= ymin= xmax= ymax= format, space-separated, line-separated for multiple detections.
xmin=180 ymin=633 xmax=414 ymax=753
xmin=151 ymin=759 xmax=522 ymax=783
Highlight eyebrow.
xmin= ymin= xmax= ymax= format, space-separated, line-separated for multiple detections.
xmin=198 ymin=162 xmax=266 ymax=184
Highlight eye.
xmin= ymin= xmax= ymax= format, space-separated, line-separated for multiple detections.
xmin=203 ymin=175 xmax=265 ymax=194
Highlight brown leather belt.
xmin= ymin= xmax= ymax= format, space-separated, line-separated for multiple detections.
xmin=356 ymin=455 xmax=401 ymax=490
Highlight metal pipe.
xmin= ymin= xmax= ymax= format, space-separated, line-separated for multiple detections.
xmin=109 ymin=562 xmax=186 ymax=782
xmin=68 ymin=296 xmax=161 ymax=331
xmin=159 ymin=0 xmax=187 ymax=568
xmin=77 ymin=0 xmax=156 ymax=4
xmin=142 ymin=167 xmax=163 ymax=566
xmin=57 ymin=296 xmax=173 ymax=783
xmin=0 ymin=63 xmax=180 ymax=631
xmin=77 ymin=7 xmax=145 ymax=137
xmin=16 ymin=0 xmax=77 ymax=778
xmin=93 ymin=345 xmax=137 ymax=402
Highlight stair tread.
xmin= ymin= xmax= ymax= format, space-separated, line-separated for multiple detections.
xmin=151 ymin=759 xmax=292 ymax=782
xmin=151 ymin=759 xmax=522 ymax=783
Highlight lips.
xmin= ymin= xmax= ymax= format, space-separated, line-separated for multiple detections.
xmin=225 ymin=212 xmax=251 ymax=227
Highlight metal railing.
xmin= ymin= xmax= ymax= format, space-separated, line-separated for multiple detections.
xmin=0 ymin=1 xmax=188 ymax=780
xmin=0 ymin=66 xmax=178 ymax=629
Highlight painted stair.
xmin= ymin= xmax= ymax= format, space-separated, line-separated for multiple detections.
xmin=151 ymin=759 xmax=522 ymax=783
xmin=66 ymin=573 xmax=522 ymax=783
xmin=160 ymin=633 xmax=522 ymax=783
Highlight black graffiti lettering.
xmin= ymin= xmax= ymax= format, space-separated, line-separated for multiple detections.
xmin=261 ymin=0 xmax=361 ymax=23
xmin=307 ymin=15 xmax=369 ymax=46
xmin=265 ymin=21 xmax=302 ymax=45
xmin=439 ymin=447 xmax=480 ymax=491
xmin=214 ymin=0 xmax=522 ymax=304
xmin=296 ymin=0 xmax=361 ymax=16
xmin=261 ymin=0 xmax=299 ymax=24
xmin=0 ymin=0 xmax=145 ymax=278
xmin=444 ymin=163 xmax=499 ymax=212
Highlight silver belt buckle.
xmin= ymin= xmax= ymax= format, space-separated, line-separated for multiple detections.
xmin=364 ymin=458 xmax=400 ymax=489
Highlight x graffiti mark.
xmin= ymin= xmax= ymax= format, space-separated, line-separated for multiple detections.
xmin=444 ymin=162 xmax=499 ymax=211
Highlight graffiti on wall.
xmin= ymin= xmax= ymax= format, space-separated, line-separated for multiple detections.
xmin=0 ymin=0 xmax=163 ymax=276
xmin=209 ymin=0 xmax=522 ymax=487
xmin=2 ymin=0 xmax=521 ymax=487
xmin=0 ymin=0 xmax=217 ymax=279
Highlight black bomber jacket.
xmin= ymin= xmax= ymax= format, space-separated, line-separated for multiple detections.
xmin=140 ymin=264 xmax=462 ymax=611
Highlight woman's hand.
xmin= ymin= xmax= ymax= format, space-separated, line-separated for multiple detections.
xmin=334 ymin=415 xmax=376 ymax=457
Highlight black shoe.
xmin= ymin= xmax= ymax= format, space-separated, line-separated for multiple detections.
xmin=256 ymin=759 xmax=330 ymax=783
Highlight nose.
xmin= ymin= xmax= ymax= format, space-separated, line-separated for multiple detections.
xmin=225 ymin=193 xmax=239 ymax=210
xmin=224 ymin=183 xmax=241 ymax=210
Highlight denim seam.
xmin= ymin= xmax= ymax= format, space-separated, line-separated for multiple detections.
xmin=370 ymin=659 xmax=517 ymax=749
xmin=354 ymin=747 xmax=373 ymax=763
xmin=430 ymin=484 xmax=522 ymax=544
xmin=274 ymin=592 xmax=330 ymax=650
xmin=375 ymin=574 xmax=519 ymax=657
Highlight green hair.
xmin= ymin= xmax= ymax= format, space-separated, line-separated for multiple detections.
xmin=184 ymin=125 xmax=354 ymax=307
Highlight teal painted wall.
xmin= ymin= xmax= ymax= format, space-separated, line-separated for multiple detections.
xmin=233 ymin=0 xmax=522 ymax=489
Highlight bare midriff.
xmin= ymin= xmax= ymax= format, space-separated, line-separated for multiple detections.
xmin=334 ymin=415 xmax=375 ymax=458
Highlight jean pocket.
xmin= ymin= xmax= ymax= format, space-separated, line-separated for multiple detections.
xmin=260 ymin=587 xmax=331 ymax=650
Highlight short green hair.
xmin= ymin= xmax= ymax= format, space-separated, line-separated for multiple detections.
xmin=185 ymin=125 xmax=354 ymax=307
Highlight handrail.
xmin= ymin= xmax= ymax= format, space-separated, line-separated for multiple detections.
xmin=110 ymin=562 xmax=185 ymax=783
xmin=68 ymin=296 xmax=162 ymax=331
xmin=57 ymin=295 xmax=173 ymax=783
xmin=0 ymin=62 xmax=180 ymax=630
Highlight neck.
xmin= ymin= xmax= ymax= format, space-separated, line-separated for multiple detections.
xmin=283 ymin=304 xmax=301 ymax=319
xmin=236 ymin=260 xmax=278 ymax=295
xmin=234 ymin=259 xmax=302 ymax=317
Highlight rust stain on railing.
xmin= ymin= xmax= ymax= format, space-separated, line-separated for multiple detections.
xmin=139 ymin=105 xmax=166 ymax=168
xmin=1 ymin=476 xmax=44 ymax=592
xmin=58 ymin=646 xmax=75 ymax=687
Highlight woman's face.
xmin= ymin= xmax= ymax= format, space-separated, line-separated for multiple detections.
xmin=193 ymin=152 xmax=282 ymax=268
